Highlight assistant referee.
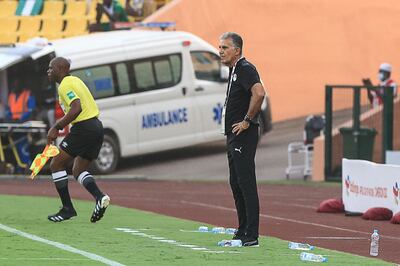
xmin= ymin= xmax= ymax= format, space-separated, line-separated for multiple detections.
xmin=219 ymin=32 xmax=265 ymax=247
xmin=46 ymin=57 xmax=110 ymax=223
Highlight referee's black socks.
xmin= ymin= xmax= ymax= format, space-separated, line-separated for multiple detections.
xmin=76 ymin=171 xmax=103 ymax=200
xmin=52 ymin=171 xmax=74 ymax=210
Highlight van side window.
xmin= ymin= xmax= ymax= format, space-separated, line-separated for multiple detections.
xmin=169 ymin=54 xmax=181 ymax=83
xmin=132 ymin=54 xmax=182 ymax=92
xmin=71 ymin=66 xmax=115 ymax=99
xmin=134 ymin=61 xmax=156 ymax=90
xmin=154 ymin=59 xmax=173 ymax=85
xmin=190 ymin=52 xmax=221 ymax=82
xmin=116 ymin=63 xmax=130 ymax=94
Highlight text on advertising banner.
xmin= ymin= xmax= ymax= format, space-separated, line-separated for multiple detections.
xmin=342 ymin=159 xmax=400 ymax=214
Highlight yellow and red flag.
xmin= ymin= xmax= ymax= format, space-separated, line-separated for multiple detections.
xmin=29 ymin=145 xmax=59 ymax=179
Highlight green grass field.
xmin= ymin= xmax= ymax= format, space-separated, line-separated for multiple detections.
xmin=0 ymin=195 xmax=392 ymax=266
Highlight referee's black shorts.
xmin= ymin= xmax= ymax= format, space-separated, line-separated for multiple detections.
xmin=60 ymin=117 xmax=104 ymax=160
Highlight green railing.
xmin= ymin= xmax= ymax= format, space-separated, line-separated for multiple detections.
xmin=324 ymin=85 xmax=394 ymax=181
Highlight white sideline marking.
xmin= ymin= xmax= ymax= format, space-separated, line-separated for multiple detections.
xmin=179 ymin=229 xmax=202 ymax=233
xmin=180 ymin=200 xmax=400 ymax=242
xmin=273 ymin=202 xmax=316 ymax=209
xmin=306 ymin=236 xmax=367 ymax=240
xmin=179 ymin=244 xmax=197 ymax=248
xmin=150 ymin=236 xmax=165 ymax=240
xmin=0 ymin=258 xmax=91 ymax=261
xmin=0 ymin=223 xmax=125 ymax=266
xmin=115 ymin=227 xmax=241 ymax=254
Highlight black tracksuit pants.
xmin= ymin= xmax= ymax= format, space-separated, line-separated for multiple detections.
xmin=227 ymin=124 xmax=260 ymax=239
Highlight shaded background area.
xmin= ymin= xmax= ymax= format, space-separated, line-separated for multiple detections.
xmin=147 ymin=0 xmax=400 ymax=121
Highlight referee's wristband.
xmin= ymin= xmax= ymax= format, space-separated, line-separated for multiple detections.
xmin=55 ymin=123 xmax=63 ymax=130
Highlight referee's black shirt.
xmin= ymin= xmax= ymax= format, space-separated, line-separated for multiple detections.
xmin=224 ymin=57 xmax=261 ymax=135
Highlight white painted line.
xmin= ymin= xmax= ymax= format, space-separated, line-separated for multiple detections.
xmin=203 ymin=250 xmax=242 ymax=254
xmin=179 ymin=229 xmax=203 ymax=233
xmin=115 ymin=228 xmax=242 ymax=254
xmin=271 ymin=201 xmax=316 ymax=209
xmin=0 ymin=223 xmax=125 ymax=266
xmin=180 ymin=200 xmax=400 ymax=242
xmin=158 ymin=240 xmax=177 ymax=243
xmin=305 ymin=236 xmax=367 ymax=240
xmin=191 ymin=247 xmax=208 ymax=251
xmin=150 ymin=237 xmax=165 ymax=240
xmin=131 ymin=232 xmax=147 ymax=236
xmin=0 ymin=258 xmax=90 ymax=261
xmin=178 ymin=244 xmax=198 ymax=248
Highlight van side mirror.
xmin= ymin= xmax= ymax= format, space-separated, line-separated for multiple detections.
xmin=220 ymin=66 xmax=229 ymax=82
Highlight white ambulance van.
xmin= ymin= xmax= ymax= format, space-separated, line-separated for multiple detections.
xmin=0 ymin=30 xmax=272 ymax=174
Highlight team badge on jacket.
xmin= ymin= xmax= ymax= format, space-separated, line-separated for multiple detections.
xmin=233 ymin=74 xmax=237 ymax=81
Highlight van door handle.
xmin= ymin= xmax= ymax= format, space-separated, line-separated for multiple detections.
xmin=182 ymin=87 xmax=187 ymax=95
xmin=195 ymin=87 xmax=204 ymax=92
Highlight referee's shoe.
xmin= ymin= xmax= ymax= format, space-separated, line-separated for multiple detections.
xmin=48 ymin=207 xmax=77 ymax=222
xmin=90 ymin=195 xmax=110 ymax=223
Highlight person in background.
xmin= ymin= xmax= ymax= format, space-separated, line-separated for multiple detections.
xmin=6 ymin=78 xmax=36 ymax=122
xmin=5 ymin=78 xmax=36 ymax=168
xmin=125 ymin=0 xmax=144 ymax=17
xmin=219 ymin=32 xmax=265 ymax=247
xmin=89 ymin=0 xmax=128 ymax=32
xmin=368 ymin=63 xmax=397 ymax=107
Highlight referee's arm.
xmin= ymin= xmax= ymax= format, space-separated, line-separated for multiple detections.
xmin=47 ymin=99 xmax=82 ymax=144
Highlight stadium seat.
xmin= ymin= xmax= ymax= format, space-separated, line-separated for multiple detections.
xmin=41 ymin=31 xmax=64 ymax=40
xmin=0 ymin=17 xmax=19 ymax=33
xmin=63 ymin=0 xmax=87 ymax=18
xmin=17 ymin=16 xmax=41 ymax=42
xmin=39 ymin=0 xmax=65 ymax=18
xmin=87 ymin=0 xmax=99 ymax=21
xmin=18 ymin=31 xmax=38 ymax=42
xmin=0 ymin=32 xmax=18 ymax=44
xmin=0 ymin=0 xmax=18 ymax=17
xmin=63 ymin=17 xmax=88 ymax=38
xmin=40 ymin=17 xmax=64 ymax=40
xmin=15 ymin=0 xmax=43 ymax=16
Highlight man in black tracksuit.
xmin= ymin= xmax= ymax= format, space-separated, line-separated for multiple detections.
xmin=219 ymin=32 xmax=265 ymax=247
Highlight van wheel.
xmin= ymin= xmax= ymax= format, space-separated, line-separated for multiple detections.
xmin=91 ymin=134 xmax=119 ymax=175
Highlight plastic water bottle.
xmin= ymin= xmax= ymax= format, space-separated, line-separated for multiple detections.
xmin=217 ymin=240 xmax=242 ymax=247
xmin=198 ymin=226 xmax=209 ymax=232
xmin=225 ymin=228 xmax=237 ymax=235
xmin=211 ymin=227 xmax=225 ymax=234
xmin=288 ymin=241 xmax=315 ymax=250
xmin=300 ymin=252 xmax=327 ymax=263
xmin=370 ymin=229 xmax=379 ymax=257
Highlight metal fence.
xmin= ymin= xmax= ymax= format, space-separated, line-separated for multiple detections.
xmin=324 ymin=85 xmax=394 ymax=181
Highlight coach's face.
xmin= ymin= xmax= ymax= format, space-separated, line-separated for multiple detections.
xmin=219 ymin=38 xmax=240 ymax=67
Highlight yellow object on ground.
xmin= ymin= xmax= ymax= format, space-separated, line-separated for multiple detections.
xmin=29 ymin=145 xmax=59 ymax=179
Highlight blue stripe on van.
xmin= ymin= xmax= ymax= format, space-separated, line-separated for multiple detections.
xmin=94 ymin=78 xmax=113 ymax=91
